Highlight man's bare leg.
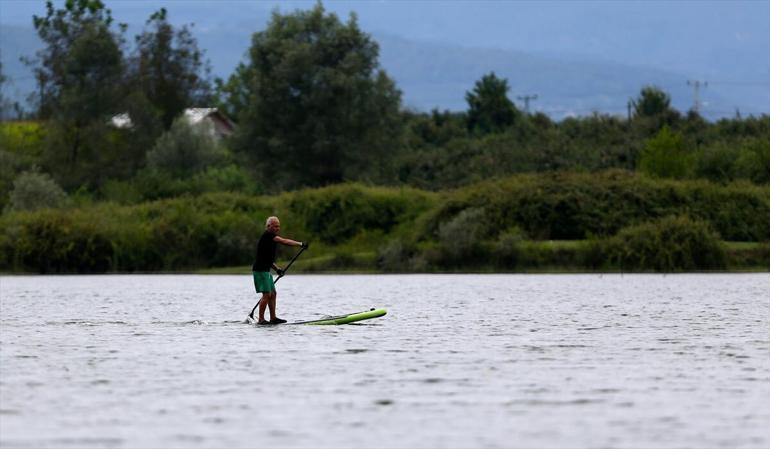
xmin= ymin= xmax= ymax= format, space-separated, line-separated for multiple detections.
xmin=268 ymin=290 xmax=277 ymax=320
xmin=268 ymin=291 xmax=286 ymax=323
xmin=257 ymin=292 xmax=270 ymax=323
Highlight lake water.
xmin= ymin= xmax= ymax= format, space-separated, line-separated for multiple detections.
xmin=1 ymin=274 xmax=769 ymax=449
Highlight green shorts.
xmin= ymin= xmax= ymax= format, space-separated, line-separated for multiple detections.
xmin=252 ymin=271 xmax=275 ymax=293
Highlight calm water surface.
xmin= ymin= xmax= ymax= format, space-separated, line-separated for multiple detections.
xmin=1 ymin=274 xmax=769 ymax=449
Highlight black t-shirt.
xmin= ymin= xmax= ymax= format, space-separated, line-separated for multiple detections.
xmin=252 ymin=230 xmax=277 ymax=271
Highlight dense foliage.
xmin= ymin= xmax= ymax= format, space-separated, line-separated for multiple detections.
xmin=19 ymin=0 xmax=212 ymax=191
xmin=4 ymin=3 xmax=770 ymax=199
xmin=595 ymin=215 xmax=727 ymax=271
xmin=1 ymin=3 xmax=769 ymax=274
xmin=465 ymin=72 xmax=520 ymax=135
xmin=420 ymin=171 xmax=770 ymax=242
xmin=1 ymin=176 xmax=767 ymax=273
xmin=5 ymin=169 xmax=68 ymax=212
xmin=226 ymin=4 xmax=402 ymax=189
xmin=132 ymin=8 xmax=212 ymax=128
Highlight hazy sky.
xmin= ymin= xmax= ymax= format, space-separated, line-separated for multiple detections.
xmin=2 ymin=0 xmax=768 ymax=116
xmin=4 ymin=1 xmax=768 ymax=71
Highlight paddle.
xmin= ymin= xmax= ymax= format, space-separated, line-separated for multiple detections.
xmin=273 ymin=245 xmax=307 ymax=284
xmin=248 ymin=245 xmax=307 ymax=320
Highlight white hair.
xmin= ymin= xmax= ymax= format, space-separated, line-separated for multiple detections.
xmin=265 ymin=216 xmax=279 ymax=228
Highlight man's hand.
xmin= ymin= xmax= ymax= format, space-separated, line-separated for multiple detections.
xmin=301 ymin=241 xmax=309 ymax=249
xmin=276 ymin=268 xmax=285 ymax=276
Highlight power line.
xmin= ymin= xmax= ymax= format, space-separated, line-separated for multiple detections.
xmin=516 ymin=94 xmax=538 ymax=114
xmin=687 ymin=79 xmax=708 ymax=114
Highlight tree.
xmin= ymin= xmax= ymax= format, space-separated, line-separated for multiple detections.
xmin=465 ymin=72 xmax=519 ymax=134
xmin=631 ymin=86 xmax=673 ymax=118
xmin=630 ymin=86 xmax=681 ymax=137
xmin=132 ymin=8 xmax=212 ymax=129
xmin=27 ymin=0 xmax=126 ymax=120
xmin=25 ymin=0 xmax=128 ymax=189
xmin=638 ymin=126 xmax=691 ymax=179
xmin=735 ymin=138 xmax=770 ymax=184
xmin=404 ymin=109 xmax=467 ymax=149
xmin=228 ymin=4 xmax=403 ymax=189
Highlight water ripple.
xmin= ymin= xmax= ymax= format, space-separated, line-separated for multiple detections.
xmin=1 ymin=273 xmax=768 ymax=449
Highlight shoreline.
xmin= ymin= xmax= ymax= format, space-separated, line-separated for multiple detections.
xmin=2 ymin=268 xmax=767 ymax=276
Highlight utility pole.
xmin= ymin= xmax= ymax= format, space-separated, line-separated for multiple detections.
xmin=687 ymin=80 xmax=708 ymax=114
xmin=516 ymin=94 xmax=538 ymax=114
xmin=627 ymin=99 xmax=633 ymax=121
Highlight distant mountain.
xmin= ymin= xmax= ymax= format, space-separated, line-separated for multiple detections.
xmin=2 ymin=0 xmax=768 ymax=119
xmin=375 ymin=34 xmax=697 ymax=117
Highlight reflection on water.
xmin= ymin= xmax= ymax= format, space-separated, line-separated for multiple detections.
xmin=1 ymin=274 xmax=769 ymax=448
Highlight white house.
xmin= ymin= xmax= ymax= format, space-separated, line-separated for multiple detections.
xmin=182 ymin=108 xmax=236 ymax=140
xmin=109 ymin=112 xmax=133 ymax=129
xmin=110 ymin=108 xmax=236 ymax=140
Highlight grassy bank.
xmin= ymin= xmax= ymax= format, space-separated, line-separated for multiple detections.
xmin=1 ymin=171 xmax=768 ymax=273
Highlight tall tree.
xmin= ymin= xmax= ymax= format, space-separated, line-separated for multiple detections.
xmin=25 ymin=0 xmax=128 ymax=188
xmin=132 ymin=8 xmax=212 ymax=129
xmin=26 ymin=0 xmax=126 ymax=120
xmin=465 ymin=72 xmax=519 ymax=134
xmin=631 ymin=86 xmax=673 ymax=118
xmin=630 ymin=85 xmax=681 ymax=136
xmin=229 ymin=4 xmax=403 ymax=189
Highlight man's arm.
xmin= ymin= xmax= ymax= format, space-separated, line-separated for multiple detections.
xmin=273 ymin=236 xmax=304 ymax=247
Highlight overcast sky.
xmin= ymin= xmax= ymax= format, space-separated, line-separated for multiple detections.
xmin=4 ymin=1 xmax=767 ymax=75
xmin=2 ymin=0 xmax=768 ymax=116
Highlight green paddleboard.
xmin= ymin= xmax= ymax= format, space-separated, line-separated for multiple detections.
xmin=290 ymin=308 xmax=387 ymax=325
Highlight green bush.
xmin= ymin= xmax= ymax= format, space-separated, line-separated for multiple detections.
xmin=1 ymin=121 xmax=47 ymax=211
xmin=286 ymin=184 xmax=433 ymax=244
xmin=0 ymin=175 xmax=766 ymax=273
xmin=2 ymin=210 xmax=113 ymax=273
xmin=0 ymin=151 xmax=34 ymax=211
xmin=600 ymin=215 xmax=726 ymax=271
xmin=638 ymin=126 xmax=692 ymax=179
xmin=376 ymin=239 xmax=410 ymax=272
xmin=126 ymin=164 xmax=259 ymax=202
xmin=146 ymin=118 xmax=227 ymax=177
xmin=0 ymin=121 xmax=46 ymax=158
xmin=99 ymin=179 xmax=143 ymax=204
xmin=210 ymin=213 xmax=261 ymax=267
xmin=515 ymin=240 xmax=588 ymax=270
xmin=734 ymin=138 xmax=770 ymax=184
xmin=694 ymin=142 xmax=740 ymax=183
xmin=724 ymin=243 xmax=770 ymax=269
xmin=421 ymin=171 xmax=770 ymax=242
xmin=694 ymin=138 xmax=770 ymax=184
xmin=6 ymin=170 xmax=68 ymax=212
xmin=437 ymin=207 xmax=489 ymax=266
xmin=492 ymin=227 xmax=526 ymax=268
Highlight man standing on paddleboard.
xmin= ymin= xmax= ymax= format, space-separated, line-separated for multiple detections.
xmin=251 ymin=216 xmax=307 ymax=324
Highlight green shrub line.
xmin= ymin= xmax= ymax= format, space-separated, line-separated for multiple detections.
xmin=1 ymin=172 xmax=768 ymax=273
xmin=197 ymin=240 xmax=769 ymax=274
